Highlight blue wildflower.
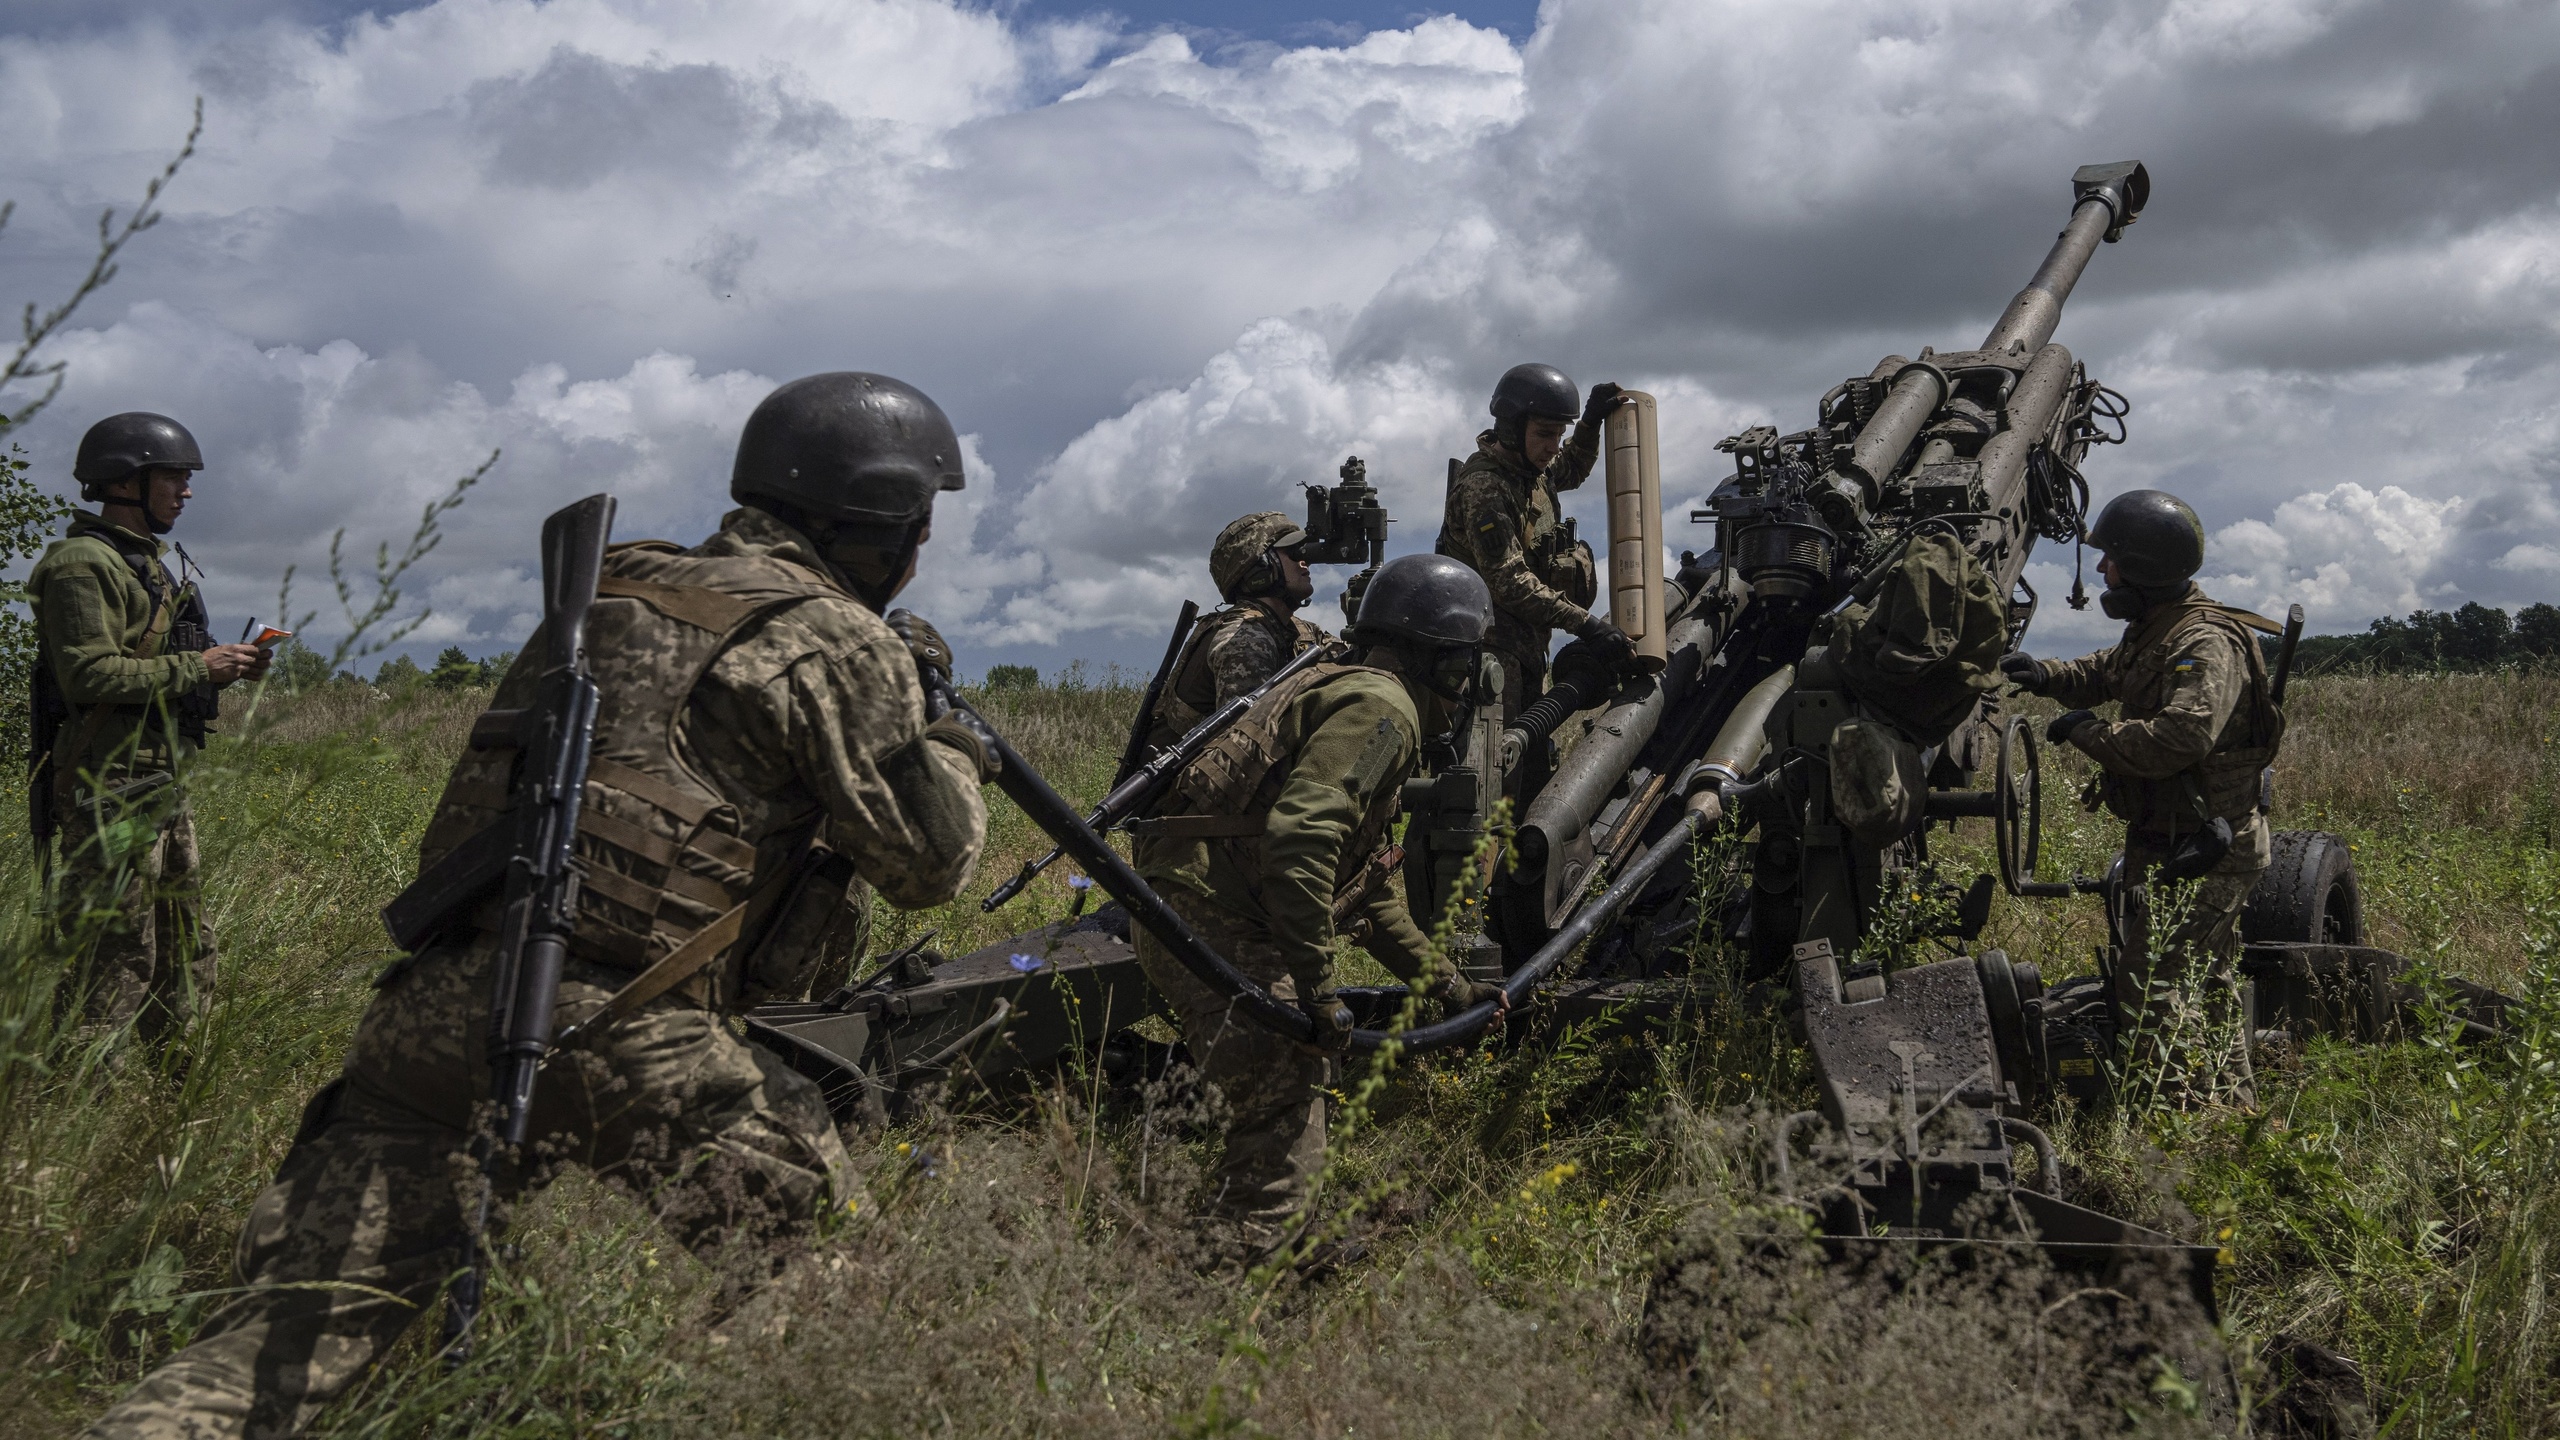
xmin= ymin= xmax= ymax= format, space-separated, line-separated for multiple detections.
xmin=1009 ymin=953 xmax=1045 ymax=973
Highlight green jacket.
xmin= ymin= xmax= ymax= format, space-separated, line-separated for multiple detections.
xmin=1136 ymin=667 xmax=1445 ymax=994
xmin=27 ymin=511 xmax=210 ymax=779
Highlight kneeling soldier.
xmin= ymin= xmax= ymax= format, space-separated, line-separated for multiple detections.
xmin=89 ymin=373 xmax=997 ymax=1439
xmin=1142 ymin=511 xmax=1329 ymax=752
xmin=1132 ymin=553 xmax=1506 ymax=1266
xmin=2001 ymin=489 xmax=2281 ymax=1105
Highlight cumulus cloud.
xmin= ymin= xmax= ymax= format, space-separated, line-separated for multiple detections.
xmin=1 ymin=0 xmax=2557 ymax=675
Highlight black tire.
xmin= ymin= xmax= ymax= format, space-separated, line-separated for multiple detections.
xmin=2242 ymin=829 xmax=2364 ymax=945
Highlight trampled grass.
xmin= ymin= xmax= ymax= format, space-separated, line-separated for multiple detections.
xmin=0 ymin=669 xmax=2550 ymax=1436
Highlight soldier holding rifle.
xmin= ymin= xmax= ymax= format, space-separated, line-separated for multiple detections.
xmin=1139 ymin=511 xmax=1330 ymax=752
xmin=1131 ymin=554 xmax=1508 ymax=1270
xmin=90 ymin=373 xmax=996 ymax=1439
xmin=2001 ymin=489 xmax=2282 ymax=1104
xmin=28 ymin=411 xmax=271 ymax=1051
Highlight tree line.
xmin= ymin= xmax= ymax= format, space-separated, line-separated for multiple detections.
xmin=2284 ymin=601 xmax=2560 ymax=674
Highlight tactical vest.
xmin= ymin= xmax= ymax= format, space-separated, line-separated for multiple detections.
xmin=1145 ymin=661 xmax=1409 ymax=909
xmin=1435 ymin=445 xmax=1598 ymax=651
xmin=1145 ymin=603 xmax=1325 ymax=752
xmin=2096 ymin=600 xmax=2286 ymax=836
xmin=418 ymin=541 xmax=840 ymax=1002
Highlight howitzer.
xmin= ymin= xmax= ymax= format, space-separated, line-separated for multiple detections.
xmin=980 ymin=635 xmax=1349 ymax=912
xmin=379 ymin=493 xmax=614 ymax=1355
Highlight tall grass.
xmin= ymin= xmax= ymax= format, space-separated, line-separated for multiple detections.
xmin=0 ymin=669 xmax=2549 ymax=1436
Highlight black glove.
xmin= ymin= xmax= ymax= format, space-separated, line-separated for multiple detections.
xmin=2154 ymin=816 xmax=2235 ymax=884
xmin=1998 ymin=650 xmax=2048 ymax=694
xmin=1578 ymin=382 xmax=1627 ymax=433
xmin=1572 ymin=612 xmax=1637 ymax=667
xmin=1298 ymin=990 xmax=1355 ymax=1052
xmin=2046 ymin=709 xmax=2097 ymax=745
xmin=1427 ymin=974 xmax=1508 ymax=1021
xmin=924 ymin=710 xmax=1003 ymax=782
xmin=884 ymin=609 xmax=954 ymax=692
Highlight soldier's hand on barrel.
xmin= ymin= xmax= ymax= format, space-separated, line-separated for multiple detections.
xmin=1572 ymin=612 xmax=1638 ymax=668
xmin=1431 ymin=974 xmax=1509 ymax=1023
xmin=202 ymin=642 xmax=271 ymax=685
xmin=2046 ymin=708 xmax=2097 ymax=745
xmin=884 ymin=609 xmax=955 ymax=689
xmin=1578 ymin=382 xmax=1628 ymax=432
xmin=1998 ymin=650 xmax=2047 ymax=693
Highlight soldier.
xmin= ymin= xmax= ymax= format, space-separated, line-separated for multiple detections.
xmin=1434 ymin=364 xmax=1637 ymax=724
xmin=88 ymin=373 xmax=998 ymax=1439
xmin=1131 ymin=553 xmax=1508 ymax=1269
xmin=2000 ymin=489 xmax=2281 ymax=1104
xmin=1142 ymin=511 xmax=1329 ymax=753
xmin=28 ymin=412 xmax=271 ymax=1050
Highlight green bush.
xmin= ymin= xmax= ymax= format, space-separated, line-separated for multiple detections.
xmin=984 ymin=663 xmax=1040 ymax=692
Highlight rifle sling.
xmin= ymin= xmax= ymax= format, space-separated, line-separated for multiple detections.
xmin=560 ymin=855 xmax=804 ymax=1045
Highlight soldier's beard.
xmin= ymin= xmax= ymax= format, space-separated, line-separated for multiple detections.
xmin=2099 ymin=585 xmax=2147 ymax=621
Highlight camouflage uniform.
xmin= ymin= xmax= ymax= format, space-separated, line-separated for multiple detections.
xmin=27 ymin=511 xmax=221 ymax=1047
xmin=1132 ymin=662 xmax=1453 ymax=1256
xmin=90 ymin=507 xmax=988 ymax=1440
xmin=1433 ymin=429 xmax=1601 ymax=718
xmin=1144 ymin=601 xmax=1329 ymax=753
xmin=2046 ymin=584 xmax=2283 ymax=1091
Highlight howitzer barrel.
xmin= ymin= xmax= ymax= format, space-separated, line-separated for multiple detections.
xmin=1981 ymin=161 xmax=2149 ymax=357
xmin=1972 ymin=341 xmax=2077 ymax=586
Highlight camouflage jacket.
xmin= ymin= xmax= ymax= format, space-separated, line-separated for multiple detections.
xmin=420 ymin=506 xmax=986 ymax=1006
xmin=1134 ymin=665 xmax=1447 ymax=995
xmin=27 ymin=511 xmax=213 ymax=780
xmin=1144 ymin=600 xmax=1328 ymax=753
xmin=1434 ymin=428 xmax=1601 ymax=663
xmin=2047 ymin=584 xmax=2284 ymax=854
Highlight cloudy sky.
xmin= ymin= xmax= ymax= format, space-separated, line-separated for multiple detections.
xmin=3 ymin=0 xmax=2556 ymax=675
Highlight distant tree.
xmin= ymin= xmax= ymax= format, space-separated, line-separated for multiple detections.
xmin=425 ymin=646 xmax=480 ymax=690
xmin=475 ymin=650 xmax=517 ymax=685
xmin=375 ymin=654 xmax=423 ymax=692
xmin=270 ymin=637 xmax=332 ymax=693
xmin=2449 ymin=602 xmax=2512 ymax=668
xmin=2513 ymin=603 xmax=2560 ymax=660
xmin=984 ymin=664 xmax=1039 ymax=692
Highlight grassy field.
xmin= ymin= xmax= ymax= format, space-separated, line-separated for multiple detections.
xmin=0 ymin=669 xmax=2553 ymax=1437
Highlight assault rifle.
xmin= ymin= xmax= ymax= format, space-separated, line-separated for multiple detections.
xmin=378 ymin=493 xmax=614 ymax=1354
xmin=979 ymin=635 xmax=1348 ymax=912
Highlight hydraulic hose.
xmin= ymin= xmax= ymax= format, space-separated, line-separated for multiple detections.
xmin=958 ymin=694 xmax=1707 ymax=1056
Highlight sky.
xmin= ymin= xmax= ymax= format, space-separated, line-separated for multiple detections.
xmin=2 ymin=0 xmax=2556 ymax=677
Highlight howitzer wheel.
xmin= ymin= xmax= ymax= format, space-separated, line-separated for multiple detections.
xmin=1993 ymin=716 xmax=2048 ymax=896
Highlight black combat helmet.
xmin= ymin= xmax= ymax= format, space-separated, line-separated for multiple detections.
xmin=731 ymin=372 xmax=964 ymax=533
xmin=2087 ymin=489 xmax=2205 ymax=589
xmin=73 ymin=412 xmax=202 ymax=501
xmin=1489 ymin=363 xmax=1579 ymax=424
xmin=1352 ymin=553 xmax=1492 ymax=648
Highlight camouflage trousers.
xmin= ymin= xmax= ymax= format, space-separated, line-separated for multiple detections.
xmin=2112 ymin=834 xmax=2268 ymax=1106
xmin=54 ymin=790 xmax=215 ymax=1051
xmin=1132 ymin=890 xmax=1329 ymax=1257
xmin=88 ymin=938 xmax=851 ymax=1440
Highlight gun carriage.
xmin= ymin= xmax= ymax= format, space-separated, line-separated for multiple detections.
xmin=736 ymin=162 xmax=2517 ymax=1315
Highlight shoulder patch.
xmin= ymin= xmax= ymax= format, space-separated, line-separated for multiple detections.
xmin=2172 ymin=657 xmax=2201 ymax=674
xmin=1345 ymin=716 xmax=1403 ymax=801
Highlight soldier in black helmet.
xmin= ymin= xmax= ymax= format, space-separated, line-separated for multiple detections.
xmin=26 ymin=412 xmax=271 ymax=1050
xmin=2000 ymin=489 xmax=2282 ymax=1105
xmin=1435 ymin=364 xmax=1636 ymax=745
xmin=1132 ymin=553 xmax=1510 ymax=1271
xmin=90 ymin=373 xmax=997 ymax=1439
xmin=1141 ymin=511 xmax=1329 ymax=753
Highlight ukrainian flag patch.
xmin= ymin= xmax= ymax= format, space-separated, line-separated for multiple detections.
xmin=2173 ymin=657 xmax=2201 ymax=674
